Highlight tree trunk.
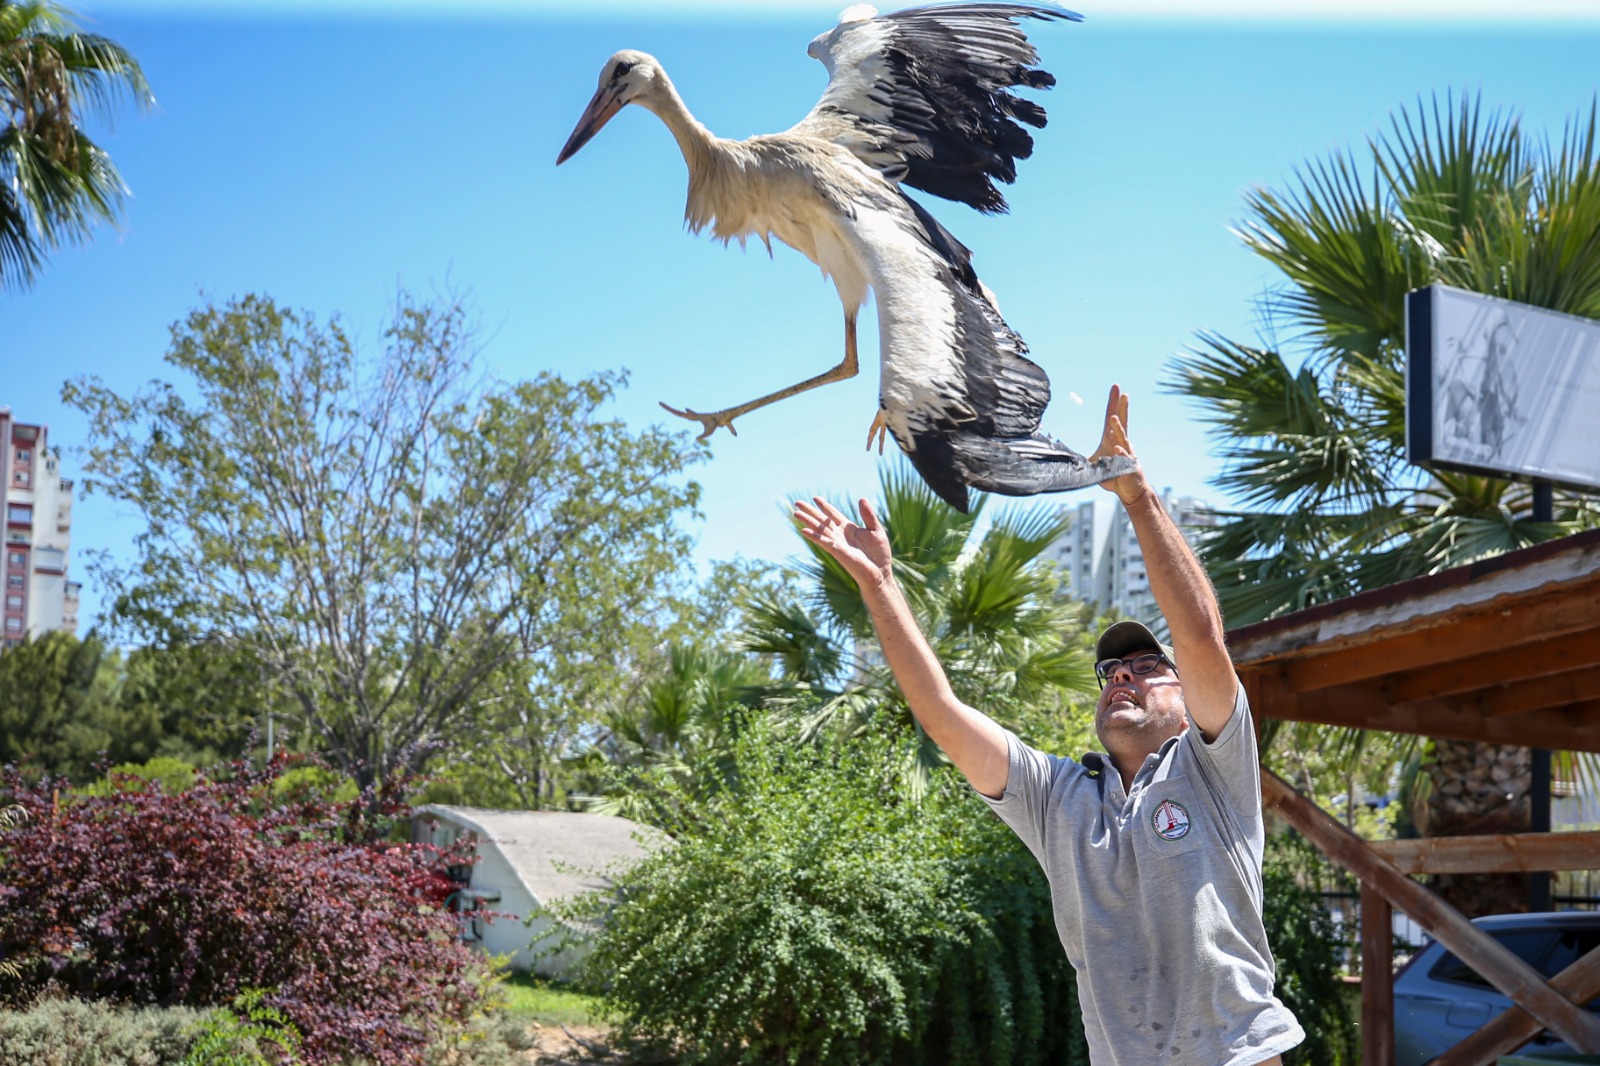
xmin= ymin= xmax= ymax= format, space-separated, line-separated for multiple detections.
xmin=1415 ymin=739 xmax=1532 ymax=917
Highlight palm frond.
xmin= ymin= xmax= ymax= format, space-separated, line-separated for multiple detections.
xmin=737 ymin=594 xmax=844 ymax=687
xmin=0 ymin=0 xmax=149 ymax=288
xmin=1238 ymin=154 xmax=1416 ymax=357
xmin=1378 ymin=92 xmax=1526 ymax=253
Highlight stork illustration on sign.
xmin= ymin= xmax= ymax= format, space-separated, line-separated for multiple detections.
xmin=556 ymin=2 xmax=1133 ymax=513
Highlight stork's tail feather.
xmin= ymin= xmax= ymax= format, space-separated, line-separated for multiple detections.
xmin=963 ymin=432 xmax=1137 ymax=498
xmin=906 ymin=428 xmax=1136 ymax=513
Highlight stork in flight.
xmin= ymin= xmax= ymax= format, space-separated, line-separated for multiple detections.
xmin=555 ymin=2 xmax=1134 ymax=513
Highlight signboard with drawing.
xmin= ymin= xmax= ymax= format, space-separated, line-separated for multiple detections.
xmin=1406 ymin=283 xmax=1600 ymax=494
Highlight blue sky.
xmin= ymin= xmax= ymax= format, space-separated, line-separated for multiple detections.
xmin=5 ymin=0 xmax=1599 ymax=628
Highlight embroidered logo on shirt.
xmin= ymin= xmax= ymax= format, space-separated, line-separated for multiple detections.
xmin=1151 ymin=799 xmax=1191 ymax=841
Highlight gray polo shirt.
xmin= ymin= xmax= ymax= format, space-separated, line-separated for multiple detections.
xmin=982 ymin=683 xmax=1304 ymax=1066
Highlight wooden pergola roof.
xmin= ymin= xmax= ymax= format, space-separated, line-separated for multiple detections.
xmin=1219 ymin=528 xmax=1600 ymax=1064
xmin=1227 ymin=526 xmax=1600 ymax=751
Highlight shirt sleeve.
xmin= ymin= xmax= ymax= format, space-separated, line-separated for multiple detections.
xmin=1187 ymin=680 xmax=1263 ymax=817
xmin=978 ymin=729 xmax=1064 ymax=863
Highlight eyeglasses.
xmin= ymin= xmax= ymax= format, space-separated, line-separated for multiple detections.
xmin=1095 ymin=652 xmax=1172 ymax=689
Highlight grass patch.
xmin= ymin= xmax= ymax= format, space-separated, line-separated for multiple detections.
xmin=494 ymin=971 xmax=606 ymax=1027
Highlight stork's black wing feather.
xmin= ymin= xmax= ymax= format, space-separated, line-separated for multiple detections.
xmin=882 ymin=184 xmax=1128 ymax=513
xmin=796 ymin=3 xmax=1079 ymax=213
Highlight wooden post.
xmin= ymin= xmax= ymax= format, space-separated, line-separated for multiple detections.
xmin=1261 ymin=769 xmax=1600 ymax=1052
xmin=1361 ymin=883 xmax=1394 ymax=1066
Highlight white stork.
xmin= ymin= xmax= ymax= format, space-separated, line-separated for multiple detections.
xmin=555 ymin=2 xmax=1134 ymax=513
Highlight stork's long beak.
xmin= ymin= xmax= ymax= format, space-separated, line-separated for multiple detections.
xmin=556 ymin=88 xmax=624 ymax=164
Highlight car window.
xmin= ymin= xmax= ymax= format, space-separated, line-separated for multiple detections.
xmin=1430 ymin=929 xmax=1558 ymax=990
xmin=1542 ymin=927 xmax=1600 ymax=1008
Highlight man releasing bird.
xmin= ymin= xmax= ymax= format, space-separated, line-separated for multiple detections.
xmin=556 ymin=2 xmax=1133 ymax=513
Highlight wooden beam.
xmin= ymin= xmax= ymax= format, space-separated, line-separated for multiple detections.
xmin=1260 ymin=769 xmax=1600 ymax=1052
xmin=1384 ymin=636 xmax=1600 ymax=704
xmin=1281 ymin=594 xmax=1600 ymax=693
xmin=1369 ymin=831 xmax=1600 ymax=875
xmin=1361 ymin=884 xmax=1394 ymax=1066
xmin=1478 ymin=666 xmax=1600 ymax=717
xmin=1262 ymin=682 xmax=1600 ymax=751
xmin=1431 ymin=943 xmax=1600 ymax=1066
xmin=1241 ymin=666 xmax=1293 ymax=721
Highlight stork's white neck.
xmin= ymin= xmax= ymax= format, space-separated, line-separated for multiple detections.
xmin=638 ymin=72 xmax=718 ymax=172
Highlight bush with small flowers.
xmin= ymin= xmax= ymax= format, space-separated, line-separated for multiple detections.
xmin=0 ymin=756 xmax=485 ymax=1066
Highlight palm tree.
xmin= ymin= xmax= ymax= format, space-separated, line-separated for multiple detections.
xmin=742 ymin=464 xmax=1102 ymax=799
xmin=577 ymin=643 xmax=773 ymax=825
xmin=1 ymin=0 xmax=151 ymax=289
xmin=1170 ymin=94 xmax=1600 ymax=915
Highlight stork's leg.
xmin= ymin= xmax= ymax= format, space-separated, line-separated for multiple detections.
xmin=865 ymin=410 xmax=889 ymax=455
xmin=662 ymin=310 xmax=860 ymax=440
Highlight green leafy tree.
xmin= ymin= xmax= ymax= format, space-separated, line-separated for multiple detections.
xmin=0 ymin=632 xmax=274 ymax=784
xmin=1170 ymin=94 xmax=1600 ymax=915
xmin=115 ymin=638 xmax=289 ymax=766
xmin=64 ymin=292 xmax=704 ymax=790
xmin=0 ymin=630 xmax=119 ymax=781
xmin=0 ymin=0 xmax=151 ymax=288
xmin=744 ymin=466 xmax=1102 ymax=797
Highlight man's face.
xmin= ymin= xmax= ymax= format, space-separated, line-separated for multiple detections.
xmin=1094 ymin=648 xmax=1188 ymax=751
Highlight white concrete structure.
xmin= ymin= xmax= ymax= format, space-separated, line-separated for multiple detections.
xmin=1046 ymin=490 xmax=1220 ymax=631
xmin=411 ymin=805 xmax=667 ymax=976
xmin=1 ymin=410 xmax=79 ymax=647
xmin=1043 ymin=500 xmax=1096 ymax=600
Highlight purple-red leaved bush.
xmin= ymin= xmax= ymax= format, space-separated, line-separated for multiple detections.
xmin=0 ymin=758 xmax=486 ymax=1065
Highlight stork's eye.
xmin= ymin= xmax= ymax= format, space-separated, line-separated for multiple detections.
xmin=613 ymin=61 xmax=634 ymax=80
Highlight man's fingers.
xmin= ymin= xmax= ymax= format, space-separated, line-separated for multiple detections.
xmin=858 ymin=498 xmax=880 ymax=531
xmin=814 ymin=496 xmax=851 ymax=525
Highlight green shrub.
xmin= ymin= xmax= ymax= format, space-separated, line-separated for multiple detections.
xmin=0 ymin=997 xmax=536 ymax=1066
xmin=268 ymin=763 xmax=359 ymax=805
xmin=78 ymin=756 xmax=198 ymax=797
xmin=1263 ymin=831 xmax=1359 ymax=1066
xmin=564 ymin=718 xmax=1086 ymax=1066
xmin=0 ymin=998 xmax=208 ymax=1066
xmin=180 ymin=988 xmax=303 ymax=1065
xmin=415 ymin=1013 xmax=541 ymax=1066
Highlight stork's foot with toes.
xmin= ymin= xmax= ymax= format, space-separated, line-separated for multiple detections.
xmin=866 ymin=410 xmax=890 ymax=455
xmin=660 ymin=402 xmax=741 ymax=441
xmin=662 ymin=310 xmax=862 ymax=443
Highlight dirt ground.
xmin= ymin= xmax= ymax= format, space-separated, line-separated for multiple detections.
xmin=525 ymin=1020 xmax=627 ymax=1064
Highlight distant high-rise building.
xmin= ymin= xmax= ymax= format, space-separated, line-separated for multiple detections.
xmin=1043 ymin=500 xmax=1096 ymax=600
xmin=1 ymin=410 xmax=79 ymax=646
xmin=1047 ymin=490 xmax=1219 ymax=634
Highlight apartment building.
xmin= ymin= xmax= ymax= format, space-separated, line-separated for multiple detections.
xmin=1 ymin=409 xmax=79 ymax=646
xmin=1048 ymin=490 xmax=1220 ymax=631
xmin=1042 ymin=499 xmax=1096 ymax=600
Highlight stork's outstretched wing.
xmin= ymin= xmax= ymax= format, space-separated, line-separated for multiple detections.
xmin=857 ymin=185 xmax=1134 ymax=513
xmin=794 ymin=2 xmax=1080 ymax=213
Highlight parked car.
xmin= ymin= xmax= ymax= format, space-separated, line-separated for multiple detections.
xmin=1394 ymin=911 xmax=1600 ymax=1065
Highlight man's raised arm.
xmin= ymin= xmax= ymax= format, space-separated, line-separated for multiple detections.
xmin=1090 ymin=386 xmax=1238 ymax=742
xmin=792 ymin=497 xmax=1010 ymax=797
